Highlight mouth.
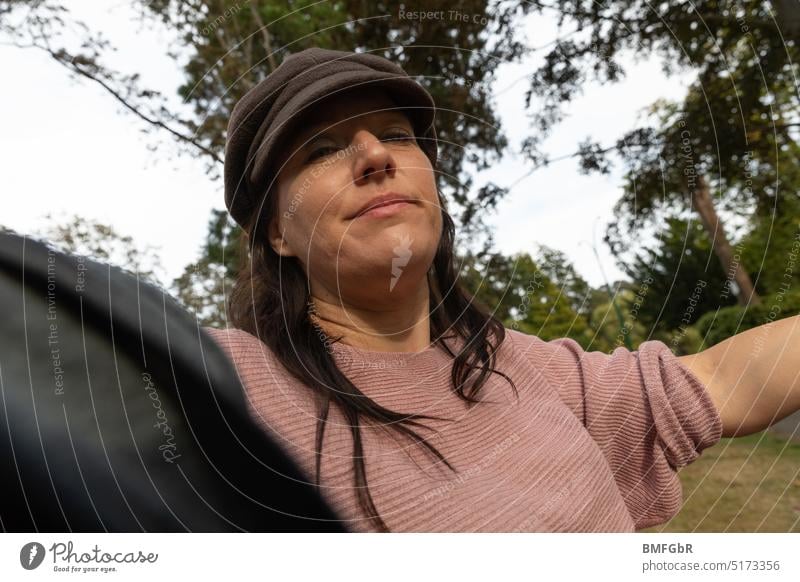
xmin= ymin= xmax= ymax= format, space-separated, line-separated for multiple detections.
xmin=350 ymin=192 xmax=418 ymax=219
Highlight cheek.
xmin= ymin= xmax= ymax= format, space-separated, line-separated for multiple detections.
xmin=289 ymin=187 xmax=345 ymax=253
xmin=397 ymin=152 xmax=442 ymax=235
xmin=411 ymin=172 xmax=441 ymax=223
xmin=432 ymin=203 xmax=443 ymax=237
xmin=405 ymin=153 xmax=438 ymax=198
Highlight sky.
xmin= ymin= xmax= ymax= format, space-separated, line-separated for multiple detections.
xmin=1 ymin=4 xmax=695 ymax=289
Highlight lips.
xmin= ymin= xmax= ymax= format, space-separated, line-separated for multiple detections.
xmin=351 ymin=192 xmax=416 ymax=219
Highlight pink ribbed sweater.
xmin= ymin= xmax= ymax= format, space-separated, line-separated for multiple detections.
xmin=204 ymin=326 xmax=722 ymax=532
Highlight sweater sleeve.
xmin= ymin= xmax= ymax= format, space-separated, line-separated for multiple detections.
xmin=521 ymin=335 xmax=723 ymax=529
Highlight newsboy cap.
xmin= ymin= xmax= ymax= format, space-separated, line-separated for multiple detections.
xmin=224 ymin=47 xmax=439 ymax=228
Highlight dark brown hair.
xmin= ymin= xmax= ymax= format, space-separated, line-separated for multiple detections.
xmin=227 ymin=149 xmax=517 ymax=532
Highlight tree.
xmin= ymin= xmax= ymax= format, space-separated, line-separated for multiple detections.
xmin=532 ymin=244 xmax=593 ymax=320
xmin=0 ymin=1 xmax=221 ymax=167
xmin=613 ymin=214 xmax=738 ymax=336
xmin=521 ymin=1 xmax=800 ymax=306
xmin=28 ymin=214 xmax=167 ymax=287
xmin=587 ymin=285 xmax=651 ymax=353
xmin=601 ymin=82 xmax=799 ymax=307
xmin=459 ymin=246 xmax=596 ymax=348
xmin=172 ymin=209 xmax=243 ymax=326
xmin=739 ymin=192 xmax=800 ymax=297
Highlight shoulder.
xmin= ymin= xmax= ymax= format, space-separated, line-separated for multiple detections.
xmin=502 ymin=327 xmax=675 ymax=378
xmin=201 ymin=327 xmax=330 ymax=479
xmin=500 ymin=327 xmax=585 ymax=371
xmin=203 ymin=326 xmax=263 ymax=351
xmin=202 ymin=326 xmax=286 ymax=380
xmin=201 ymin=325 xmax=321 ymax=417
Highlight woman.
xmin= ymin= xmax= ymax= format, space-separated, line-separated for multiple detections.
xmin=205 ymin=48 xmax=800 ymax=532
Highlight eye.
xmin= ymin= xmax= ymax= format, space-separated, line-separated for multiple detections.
xmin=305 ymin=140 xmax=340 ymax=163
xmin=306 ymin=145 xmax=338 ymax=162
xmin=303 ymin=127 xmax=415 ymax=164
xmin=382 ymin=128 xmax=415 ymax=143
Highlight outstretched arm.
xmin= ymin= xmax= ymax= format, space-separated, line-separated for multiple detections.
xmin=677 ymin=314 xmax=800 ymax=438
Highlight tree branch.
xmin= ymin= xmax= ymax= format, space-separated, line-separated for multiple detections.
xmin=36 ymin=43 xmax=223 ymax=165
xmin=248 ymin=2 xmax=277 ymax=73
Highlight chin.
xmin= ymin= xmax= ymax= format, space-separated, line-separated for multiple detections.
xmin=343 ymin=243 xmax=433 ymax=274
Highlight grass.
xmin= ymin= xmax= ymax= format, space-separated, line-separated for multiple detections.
xmin=642 ymin=430 xmax=800 ymax=532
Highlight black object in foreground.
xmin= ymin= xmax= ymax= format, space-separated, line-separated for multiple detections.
xmin=0 ymin=232 xmax=346 ymax=532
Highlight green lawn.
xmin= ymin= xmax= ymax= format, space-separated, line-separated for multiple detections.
xmin=643 ymin=431 xmax=800 ymax=532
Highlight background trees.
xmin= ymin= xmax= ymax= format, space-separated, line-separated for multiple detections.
xmin=521 ymin=0 xmax=800 ymax=309
xmin=459 ymin=245 xmax=596 ymax=347
xmin=3 ymin=0 xmax=798 ymax=351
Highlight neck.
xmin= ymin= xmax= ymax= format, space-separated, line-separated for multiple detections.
xmin=308 ymin=282 xmax=432 ymax=353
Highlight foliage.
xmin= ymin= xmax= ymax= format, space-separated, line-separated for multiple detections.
xmin=520 ymin=1 xmax=799 ymax=297
xmin=614 ymin=215 xmax=738 ymax=333
xmin=586 ymin=285 xmax=650 ymax=352
xmin=656 ymin=324 xmax=705 ymax=357
xmin=7 ymin=1 xmax=797 ymax=347
xmin=695 ymin=289 xmax=800 ymax=347
xmin=532 ymin=244 xmax=593 ymax=320
xmin=171 ymin=209 xmax=243 ymax=326
xmin=459 ymin=246 xmax=596 ymax=348
xmin=0 ymin=1 xmax=220 ymax=167
xmin=739 ymin=193 xmax=800 ymax=296
xmin=604 ymin=86 xmax=800 ymax=255
xmin=32 ymin=214 xmax=168 ymax=287
xmin=522 ymin=0 xmax=800 ymax=173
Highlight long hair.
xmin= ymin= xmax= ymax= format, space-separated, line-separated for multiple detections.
xmin=227 ymin=182 xmax=518 ymax=532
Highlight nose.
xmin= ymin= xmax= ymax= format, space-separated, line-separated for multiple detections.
xmin=351 ymin=130 xmax=396 ymax=185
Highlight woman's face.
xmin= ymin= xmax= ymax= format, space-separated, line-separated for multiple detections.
xmin=267 ymin=87 xmax=442 ymax=305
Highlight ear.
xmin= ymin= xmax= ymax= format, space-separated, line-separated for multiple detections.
xmin=268 ymin=213 xmax=295 ymax=257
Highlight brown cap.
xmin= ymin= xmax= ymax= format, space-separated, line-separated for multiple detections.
xmin=224 ymin=47 xmax=438 ymax=228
